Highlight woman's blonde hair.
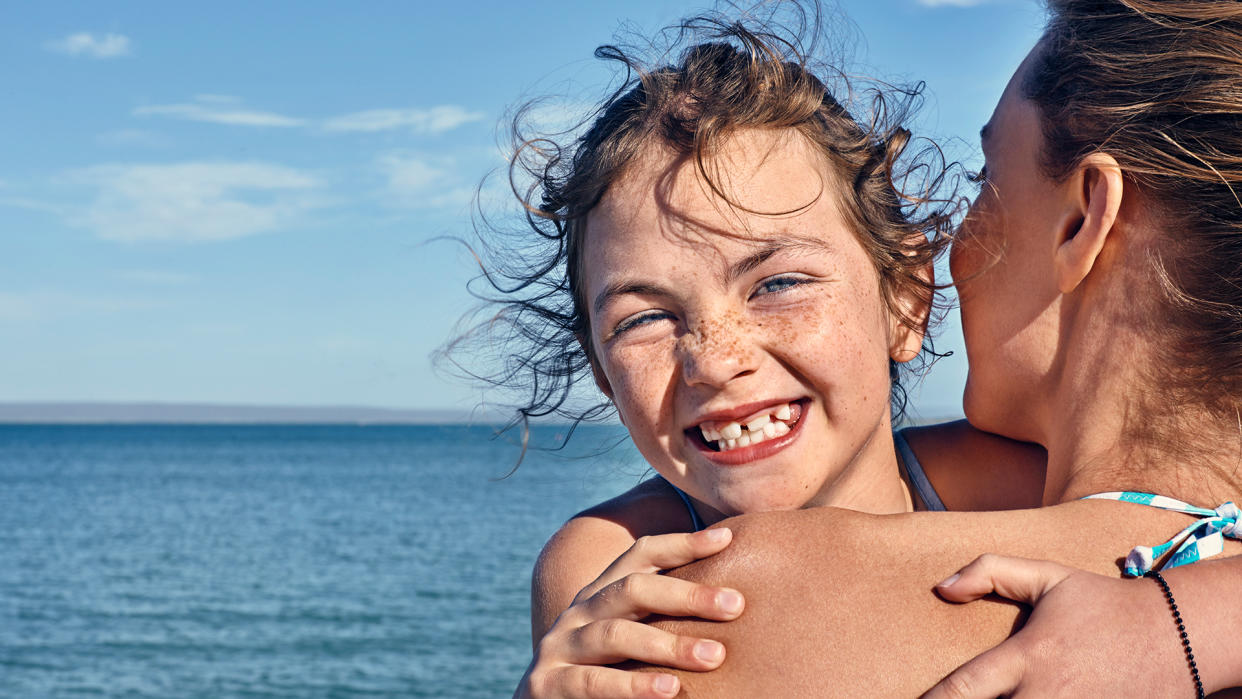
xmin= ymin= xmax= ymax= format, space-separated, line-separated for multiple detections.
xmin=1027 ymin=0 xmax=1242 ymax=408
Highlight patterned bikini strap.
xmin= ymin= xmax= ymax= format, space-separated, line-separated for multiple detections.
xmin=1081 ymin=491 xmax=1241 ymax=576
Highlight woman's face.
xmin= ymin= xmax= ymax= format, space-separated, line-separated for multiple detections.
xmin=581 ymin=129 xmax=922 ymax=519
xmin=951 ymin=46 xmax=1065 ymax=442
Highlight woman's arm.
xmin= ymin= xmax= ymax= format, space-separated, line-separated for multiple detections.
xmin=925 ymin=554 xmax=1242 ymax=697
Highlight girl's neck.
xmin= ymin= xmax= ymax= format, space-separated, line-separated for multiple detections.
xmin=805 ymin=423 xmax=915 ymax=515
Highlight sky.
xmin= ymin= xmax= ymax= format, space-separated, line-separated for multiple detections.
xmin=1 ymin=0 xmax=1046 ymax=418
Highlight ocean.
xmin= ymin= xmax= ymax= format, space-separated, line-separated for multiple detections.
xmin=0 ymin=424 xmax=650 ymax=698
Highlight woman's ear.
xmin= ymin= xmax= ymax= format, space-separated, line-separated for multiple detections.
xmin=1054 ymin=153 xmax=1123 ymax=294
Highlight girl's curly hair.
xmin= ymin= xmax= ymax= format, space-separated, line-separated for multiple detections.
xmin=445 ymin=2 xmax=961 ymax=452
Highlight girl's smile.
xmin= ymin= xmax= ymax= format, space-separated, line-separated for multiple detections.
xmin=581 ymin=129 xmax=924 ymax=521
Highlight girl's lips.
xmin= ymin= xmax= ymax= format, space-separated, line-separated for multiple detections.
xmin=686 ymin=398 xmax=808 ymax=465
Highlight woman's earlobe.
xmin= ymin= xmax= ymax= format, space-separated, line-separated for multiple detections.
xmin=1054 ymin=154 xmax=1124 ymax=293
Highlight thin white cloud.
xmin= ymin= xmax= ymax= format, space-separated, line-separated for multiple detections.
xmin=0 ymin=290 xmax=157 ymax=321
xmin=917 ymin=0 xmax=991 ymax=6
xmin=97 ymin=129 xmax=169 ymax=148
xmin=68 ymin=161 xmax=325 ymax=243
xmin=376 ymin=153 xmax=473 ymax=209
xmin=133 ymin=96 xmax=480 ymax=133
xmin=323 ymin=106 xmax=484 ymax=134
xmin=45 ymin=32 xmax=131 ymax=59
xmin=134 ymin=101 xmax=304 ymax=128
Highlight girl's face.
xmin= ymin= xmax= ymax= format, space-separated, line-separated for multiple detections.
xmin=951 ymin=45 xmax=1064 ymax=444
xmin=582 ymin=129 xmax=923 ymax=520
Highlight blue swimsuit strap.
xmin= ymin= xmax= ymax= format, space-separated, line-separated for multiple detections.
xmin=1082 ymin=491 xmax=1241 ymax=575
xmin=662 ymin=477 xmax=705 ymax=533
xmin=892 ymin=430 xmax=946 ymax=513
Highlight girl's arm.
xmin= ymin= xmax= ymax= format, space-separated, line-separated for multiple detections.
xmin=925 ymin=553 xmax=1242 ymax=697
xmin=518 ymin=490 xmax=746 ymax=699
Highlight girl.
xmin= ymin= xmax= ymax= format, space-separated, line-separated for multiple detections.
xmin=457 ymin=10 xmax=1042 ymax=698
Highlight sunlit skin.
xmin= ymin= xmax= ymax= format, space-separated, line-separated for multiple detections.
xmin=951 ymin=51 xmax=1066 ymax=448
xmin=582 ymin=128 xmax=924 ymax=522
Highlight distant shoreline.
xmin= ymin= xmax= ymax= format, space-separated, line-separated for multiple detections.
xmin=0 ymin=401 xmax=960 ymax=426
xmin=0 ymin=402 xmax=496 ymax=425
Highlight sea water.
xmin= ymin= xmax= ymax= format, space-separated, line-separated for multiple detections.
xmin=0 ymin=424 xmax=648 ymax=697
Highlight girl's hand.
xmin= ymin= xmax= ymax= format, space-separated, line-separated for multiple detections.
xmin=517 ymin=527 xmax=745 ymax=699
xmin=921 ymin=554 xmax=1184 ymax=699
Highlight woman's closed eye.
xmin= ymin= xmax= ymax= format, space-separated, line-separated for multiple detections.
xmin=968 ymin=165 xmax=988 ymax=189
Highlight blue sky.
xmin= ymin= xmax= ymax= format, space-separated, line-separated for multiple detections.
xmin=1 ymin=0 xmax=1044 ymax=417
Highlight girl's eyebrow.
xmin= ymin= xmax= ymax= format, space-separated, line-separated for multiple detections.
xmin=592 ymin=281 xmax=671 ymax=315
xmin=724 ymin=239 xmax=825 ymax=284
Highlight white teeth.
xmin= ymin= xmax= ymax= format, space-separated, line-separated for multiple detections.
xmin=700 ymin=403 xmax=799 ymax=452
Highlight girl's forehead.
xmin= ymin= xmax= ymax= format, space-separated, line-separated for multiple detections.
xmin=582 ymin=141 xmax=861 ymax=283
xmin=592 ymin=130 xmax=843 ymax=239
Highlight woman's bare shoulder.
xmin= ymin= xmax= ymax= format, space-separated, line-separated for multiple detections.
xmin=903 ymin=419 xmax=1047 ymax=511
xmin=648 ymin=503 xmax=1216 ymax=696
xmin=529 ymin=477 xmax=693 ymax=641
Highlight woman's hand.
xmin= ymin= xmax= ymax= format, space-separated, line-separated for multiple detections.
xmin=517 ymin=527 xmax=745 ymax=699
xmin=921 ymin=554 xmax=1188 ymax=699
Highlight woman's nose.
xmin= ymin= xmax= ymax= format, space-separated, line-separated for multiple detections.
xmin=676 ymin=315 xmax=759 ymax=387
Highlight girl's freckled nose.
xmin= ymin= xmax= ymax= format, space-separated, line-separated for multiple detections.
xmin=677 ymin=315 xmax=759 ymax=387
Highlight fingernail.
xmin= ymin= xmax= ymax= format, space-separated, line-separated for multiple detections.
xmin=694 ymin=639 xmax=724 ymax=663
xmin=937 ymin=573 xmax=960 ymax=588
xmin=716 ymin=589 xmax=744 ymax=615
xmin=706 ymin=527 xmax=731 ymax=543
xmin=653 ymin=674 xmax=678 ymax=695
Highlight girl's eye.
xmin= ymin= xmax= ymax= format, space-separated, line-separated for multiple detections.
xmin=611 ymin=310 xmax=673 ymax=337
xmin=752 ymin=275 xmax=809 ymax=298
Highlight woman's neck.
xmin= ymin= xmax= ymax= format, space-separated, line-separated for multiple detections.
xmin=1042 ymin=324 xmax=1242 ymax=506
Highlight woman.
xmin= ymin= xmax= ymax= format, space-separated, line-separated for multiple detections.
xmin=595 ymin=0 xmax=1242 ymax=694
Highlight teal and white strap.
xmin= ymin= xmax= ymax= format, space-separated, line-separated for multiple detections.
xmin=1082 ymin=491 xmax=1241 ymax=576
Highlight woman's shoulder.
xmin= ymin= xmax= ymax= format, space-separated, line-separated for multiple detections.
xmin=651 ymin=501 xmax=1238 ymax=695
xmin=529 ymin=476 xmax=694 ymax=640
xmin=900 ymin=419 xmax=1047 ymax=510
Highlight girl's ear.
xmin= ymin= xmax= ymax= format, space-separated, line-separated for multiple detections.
xmin=889 ymin=242 xmax=933 ymax=364
xmin=1054 ymin=153 xmax=1123 ymax=294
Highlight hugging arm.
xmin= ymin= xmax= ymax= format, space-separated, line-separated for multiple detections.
xmin=518 ymin=525 xmax=746 ymax=699
xmin=926 ymin=554 xmax=1242 ymax=698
